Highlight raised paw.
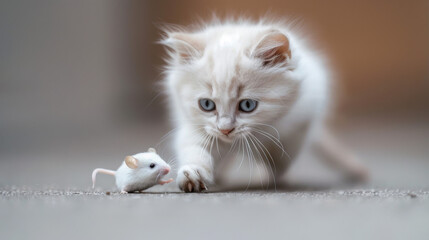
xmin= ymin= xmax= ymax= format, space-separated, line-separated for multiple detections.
xmin=177 ymin=165 xmax=212 ymax=193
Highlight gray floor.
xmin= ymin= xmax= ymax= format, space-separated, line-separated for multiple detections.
xmin=1 ymin=189 xmax=428 ymax=240
xmin=1 ymin=117 xmax=428 ymax=240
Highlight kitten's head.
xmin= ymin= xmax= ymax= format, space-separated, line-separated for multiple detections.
xmin=162 ymin=24 xmax=301 ymax=142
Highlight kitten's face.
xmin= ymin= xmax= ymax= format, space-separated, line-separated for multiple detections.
xmin=164 ymin=29 xmax=300 ymax=142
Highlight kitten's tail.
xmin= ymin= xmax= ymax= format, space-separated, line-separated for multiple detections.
xmin=92 ymin=168 xmax=116 ymax=189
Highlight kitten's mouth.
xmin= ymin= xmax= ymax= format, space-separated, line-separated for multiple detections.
xmin=205 ymin=130 xmax=234 ymax=142
xmin=215 ymin=129 xmax=249 ymax=142
xmin=205 ymin=127 xmax=249 ymax=143
xmin=218 ymin=133 xmax=234 ymax=142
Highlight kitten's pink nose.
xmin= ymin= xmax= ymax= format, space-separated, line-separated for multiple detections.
xmin=161 ymin=166 xmax=170 ymax=175
xmin=220 ymin=128 xmax=234 ymax=136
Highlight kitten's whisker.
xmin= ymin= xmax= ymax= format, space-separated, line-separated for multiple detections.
xmin=247 ymin=135 xmax=266 ymax=186
xmin=215 ymin=136 xmax=221 ymax=157
xmin=252 ymin=128 xmax=282 ymax=145
xmin=203 ymin=135 xmax=213 ymax=165
xmin=167 ymin=158 xmax=177 ymax=166
xmin=196 ymin=133 xmax=207 ymax=162
xmin=166 ymin=157 xmax=178 ymax=169
xmin=156 ymin=125 xmax=203 ymax=148
xmin=227 ymin=137 xmax=238 ymax=155
xmin=165 ymin=127 xmax=208 ymax=168
xmin=245 ymin=136 xmax=264 ymax=188
xmin=249 ymin=133 xmax=277 ymax=191
xmin=156 ymin=127 xmax=181 ymax=151
xmin=209 ymin=135 xmax=215 ymax=167
xmin=156 ymin=126 xmax=205 ymax=155
xmin=199 ymin=133 xmax=211 ymax=162
xmin=249 ymin=133 xmax=277 ymax=174
xmin=206 ymin=135 xmax=213 ymax=165
xmin=252 ymin=123 xmax=281 ymax=139
xmin=237 ymin=138 xmax=245 ymax=171
xmin=156 ymin=127 xmax=178 ymax=146
xmin=241 ymin=136 xmax=253 ymax=190
xmin=252 ymin=128 xmax=284 ymax=151
xmin=248 ymin=134 xmax=269 ymax=188
xmin=252 ymin=128 xmax=291 ymax=161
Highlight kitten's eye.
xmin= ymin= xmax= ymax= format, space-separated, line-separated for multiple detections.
xmin=150 ymin=163 xmax=155 ymax=169
xmin=239 ymin=99 xmax=258 ymax=113
xmin=199 ymin=98 xmax=216 ymax=112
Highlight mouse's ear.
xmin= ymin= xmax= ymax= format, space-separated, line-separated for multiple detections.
xmin=148 ymin=148 xmax=156 ymax=153
xmin=125 ymin=156 xmax=138 ymax=169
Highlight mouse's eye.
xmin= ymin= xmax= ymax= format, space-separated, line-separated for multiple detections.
xmin=150 ymin=163 xmax=155 ymax=169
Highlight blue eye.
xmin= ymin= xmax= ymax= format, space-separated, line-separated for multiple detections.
xmin=199 ymin=99 xmax=216 ymax=112
xmin=239 ymin=99 xmax=257 ymax=113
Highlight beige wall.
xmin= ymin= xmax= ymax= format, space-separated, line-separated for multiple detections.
xmin=130 ymin=0 xmax=429 ymax=115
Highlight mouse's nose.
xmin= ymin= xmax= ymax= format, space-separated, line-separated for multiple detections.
xmin=161 ymin=166 xmax=170 ymax=175
xmin=219 ymin=128 xmax=234 ymax=136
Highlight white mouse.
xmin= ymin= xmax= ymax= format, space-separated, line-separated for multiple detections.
xmin=92 ymin=148 xmax=173 ymax=193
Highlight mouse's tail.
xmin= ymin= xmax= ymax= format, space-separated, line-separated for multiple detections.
xmin=92 ymin=168 xmax=116 ymax=189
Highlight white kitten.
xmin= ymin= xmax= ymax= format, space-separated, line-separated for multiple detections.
xmin=161 ymin=19 xmax=367 ymax=192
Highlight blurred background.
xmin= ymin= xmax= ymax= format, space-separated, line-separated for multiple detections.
xmin=0 ymin=0 xmax=428 ymax=189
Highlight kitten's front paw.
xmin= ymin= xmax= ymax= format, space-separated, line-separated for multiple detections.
xmin=177 ymin=165 xmax=212 ymax=192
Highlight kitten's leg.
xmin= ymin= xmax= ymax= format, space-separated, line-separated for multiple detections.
xmin=175 ymin=128 xmax=215 ymax=192
xmin=313 ymin=129 xmax=368 ymax=182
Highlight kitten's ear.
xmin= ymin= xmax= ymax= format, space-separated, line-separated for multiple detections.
xmin=252 ymin=30 xmax=291 ymax=67
xmin=163 ymin=32 xmax=204 ymax=62
xmin=125 ymin=156 xmax=138 ymax=169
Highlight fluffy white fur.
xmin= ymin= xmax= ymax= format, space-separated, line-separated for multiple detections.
xmin=160 ymin=19 xmax=361 ymax=192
